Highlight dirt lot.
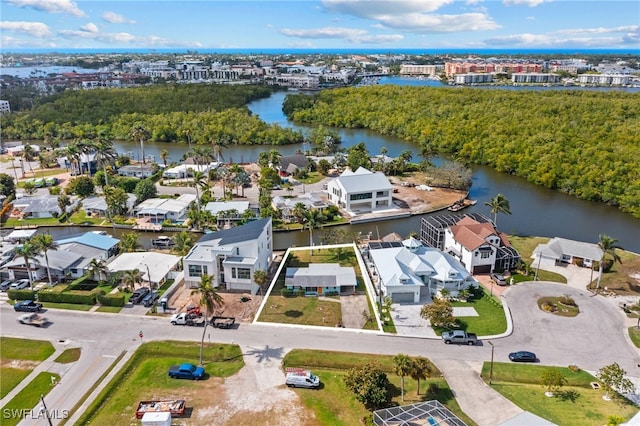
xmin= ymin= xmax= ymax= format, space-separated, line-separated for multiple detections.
xmin=387 ymin=175 xmax=468 ymax=214
xmin=168 ymin=285 xmax=264 ymax=322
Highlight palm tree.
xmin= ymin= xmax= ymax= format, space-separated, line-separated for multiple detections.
xmin=64 ymin=143 xmax=81 ymax=174
xmin=119 ymin=232 xmax=142 ymax=253
xmin=484 ymin=193 xmax=511 ymax=226
xmin=57 ymin=194 xmax=71 ymax=217
xmin=160 ymin=149 xmax=169 ymax=168
xmin=172 ymin=231 xmax=195 ymax=256
xmin=21 ymin=144 xmax=36 ymax=177
xmin=410 ymin=357 xmax=432 ymax=395
xmin=131 ymin=125 xmax=150 ymax=164
xmin=191 ymin=274 xmax=224 ymax=366
xmin=15 ymin=241 xmax=41 ymax=290
xmin=393 ymin=353 xmax=413 ymax=401
xmin=210 ymin=137 xmax=228 ymax=164
xmin=253 ymin=269 xmax=268 ymax=294
xmin=303 ymin=208 xmax=324 ymax=255
xmin=235 ymin=170 xmax=251 ymax=197
xmin=267 ymin=149 xmax=282 ymax=171
xmin=32 ymin=234 xmax=59 ymax=287
xmin=93 ymin=138 xmax=117 ymax=186
xmin=192 ymin=170 xmax=208 ymax=212
xmin=595 ymin=234 xmax=623 ymax=290
xmin=121 ymin=269 xmax=143 ymax=292
xmin=87 ymin=258 xmax=109 ymax=282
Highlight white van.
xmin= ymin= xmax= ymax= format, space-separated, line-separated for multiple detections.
xmin=285 ymin=368 xmax=320 ymax=389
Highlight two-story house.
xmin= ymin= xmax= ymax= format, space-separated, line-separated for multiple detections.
xmin=325 ymin=167 xmax=393 ymax=215
xmin=183 ymin=218 xmax=272 ymax=294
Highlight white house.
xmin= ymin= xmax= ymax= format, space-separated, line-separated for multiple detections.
xmin=162 ymin=162 xmax=218 ymax=179
xmin=107 ymin=251 xmax=181 ymax=289
xmin=134 ymin=194 xmax=196 ymax=223
xmin=81 ymin=194 xmax=137 ymax=216
xmin=12 ymin=196 xmax=79 ymax=219
xmin=272 ymin=192 xmax=328 ymax=222
xmin=203 ymin=201 xmax=253 ymax=228
xmin=533 ymin=237 xmax=603 ymax=269
xmin=367 ymin=238 xmax=477 ymax=303
xmin=444 ymin=216 xmax=521 ymax=274
xmin=285 ymin=263 xmax=356 ymax=295
xmin=183 ymin=218 xmax=272 ymax=294
xmin=326 ymin=167 xmax=393 ymax=215
xmin=117 ymin=164 xmax=155 ymax=178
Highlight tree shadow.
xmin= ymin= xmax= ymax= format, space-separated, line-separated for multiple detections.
xmin=556 ymin=389 xmax=580 ymax=402
xmin=243 ymin=345 xmax=286 ymax=363
xmin=284 ymin=310 xmax=303 ymax=318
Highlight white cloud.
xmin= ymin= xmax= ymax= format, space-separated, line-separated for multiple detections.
xmin=557 ymin=25 xmax=639 ymax=35
xmin=503 ymin=0 xmax=552 ymax=7
xmin=484 ymin=30 xmax=638 ymax=48
xmin=0 ymin=21 xmax=53 ymax=37
xmin=322 ymin=0 xmax=454 ymax=17
xmin=57 ymin=28 xmax=202 ymax=48
xmin=102 ymin=11 xmax=135 ymax=25
xmin=280 ymin=26 xmax=403 ymax=44
xmin=80 ymin=22 xmax=98 ymax=33
xmin=6 ymin=0 xmax=85 ymax=17
xmin=1 ymin=35 xmax=56 ymax=48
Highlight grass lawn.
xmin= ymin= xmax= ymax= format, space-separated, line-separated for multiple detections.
xmin=41 ymin=302 xmax=93 ymax=311
xmin=68 ymin=210 xmax=105 ymax=225
xmin=431 ymin=287 xmax=507 ymax=336
xmin=4 ymin=217 xmax=62 ymax=227
xmin=283 ymin=349 xmax=476 ymax=426
xmin=76 ymin=341 xmax=243 ymax=425
xmin=96 ymin=305 xmax=123 ymax=313
xmin=0 ymin=368 xmax=31 ymax=399
xmin=0 ymin=372 xmax=61 ymax=426
xmin=629 ymin=327 xmax=640 ymax=348
xmin=0 ymin=337 xmax=55 ymax=361
xmin=480 ymin=362 xmax=638 ymax=426
xmin=54 ymin=348 xmax=81 ymax=364
xmin=295 ymin=172 xmax=325 ymax=184
xmin=259 ymin=295 xmax=343 ymax=326
xmin=537 ymin=296 xmax=580 ymax=317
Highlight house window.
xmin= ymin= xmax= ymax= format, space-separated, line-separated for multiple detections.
xmin=232 ymin=267 xmax=251 ymax=279
xmin=188 ymin=264 xmax=207 ymax=277
xmin=481 ymin=251 xmax=491 ymax=259
xmin=350 ymin=193 xmax=372 ymax=201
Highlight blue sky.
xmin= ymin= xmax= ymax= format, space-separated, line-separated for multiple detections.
xmin=1 ymin=0 xmax=639 ymax=51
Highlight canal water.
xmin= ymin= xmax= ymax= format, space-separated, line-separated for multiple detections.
xmin=96 ymin=83 xmax=640 ymax=253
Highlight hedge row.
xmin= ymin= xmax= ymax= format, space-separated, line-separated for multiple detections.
xmin=37 ymin=287 xmax=104 ymax=305
xmin=97 ymin=294 xmax=125 ymax=307
xmin=7 ymin=289 xmax=37 ymax=301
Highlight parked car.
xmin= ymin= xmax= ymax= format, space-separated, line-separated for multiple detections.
xmin=168 ymin=363 xmax=205 ymax=380
xmin=130 ymin=287 xmax=150 ymax=304
xmin=142 ymin=291 xmax=159 ymax=307
xmin=14 ymin=300 xmax=43 ymax=312
xmin=0 ymin=280 xmax=13 ymax=291
xmin=490 ymin=272 xmax=508 ymax=286
xmin=509 ymin=351 xmax=537 ymax=362
xmin=441 ymin=330 xmax=478 ymax=345
xmin=285 ymin=368 xmax=320 ymax=389
xmin=10 ymin=279 xmax=31 ymax=290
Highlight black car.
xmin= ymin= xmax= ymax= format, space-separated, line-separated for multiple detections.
xmin=130 ymin=287 xmax=150 ymax=304
xmin=509 ymin=351 xmax=537 ymax=362
xmin=14 ymin=300 xmax=44 ymax=312
xmin=142 ymin=291 xmax=159 ymax=307
xmin=490 ymin=272 xmax=508 ymax=286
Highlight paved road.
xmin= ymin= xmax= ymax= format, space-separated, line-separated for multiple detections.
xmin=2 ymin=279 xmax=639 ymax=426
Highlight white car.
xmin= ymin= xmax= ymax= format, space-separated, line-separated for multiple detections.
xmin=10 ymin=279 xmax=30 ymax=290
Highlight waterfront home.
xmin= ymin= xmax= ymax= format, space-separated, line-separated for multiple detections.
xmin=134 ymin=194 xmax=196 ymax=223
xmin=82 ymin=194 xmax=137 ymax=216
xmin=107 ymin=251 xmax=181 ymax=289
xmin=444 ymin=216 xmax=521 ymax=274
xmin=162 ymin=162 xmax=218 ymax=179
xmin=325 ymin=167 xmax=393 ymax=216
xmin=532 ymin=237 xmax=603 ymax=269
xmin=285 ymin=263 xmax=356 ymax=295
xmin=183 ymin=218 xmax=272 ymax=294
xmin=117 ymin=164 xmax=156 ymax=179
xmin=12 ymin=195 xmax=79 ymax=219
xmin=367 ymin=237 xmax=476 ymax=303
xmin=278 ymin=154 xmax=310 ymax=177
xmin=203 ymin=201 xmax=254 ymax=228
xmin=56 ymin=231 xmax=120 ymax=260
xmin=272 ymin=192 xmax=328 ymax=223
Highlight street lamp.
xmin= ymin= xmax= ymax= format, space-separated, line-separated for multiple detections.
xmin=488 ymin=343 xmax=495 ymax=384
xmin=40 ymin=394 xmax=53 ymax=426
xmin=143 ymin=263 xmax=153 ymax=290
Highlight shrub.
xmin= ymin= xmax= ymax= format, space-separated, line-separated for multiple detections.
xmin=37 ymin=286 xmax=103 ymax=305
xmin=97 ymin=294 xmax=125 ymax=307
xmin=559 ymin=295 xmax=577 ymax=306
xmin=281 ymin=288 xmax=295 ymax=297
xmin=7 ymin=289 xmax=36 ymax=300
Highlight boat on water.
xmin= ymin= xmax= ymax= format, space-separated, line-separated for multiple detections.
xmin=151 ymin=236 xmax=175 ymax=247
xmin=447 ymin=199 xmax=477 ymax=212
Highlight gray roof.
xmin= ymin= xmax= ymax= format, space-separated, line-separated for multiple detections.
xmin=197 ymin=218 xmax=271 ymax=246
xmin=7 ymin=249 xmax=83 ymax=272
xmin=19 ymin=196 xmax=62 ymax=214
xmin=82 ymin=194 xmax=137 ymax=212
xmin=335 ymin=167 xmax=392 ymax=193
xmin=280 ymin=154 xmax=310 ymax=170
xmin=285 ymin=263 xmax=356 ymax=288
xmin=204 ymin=201 xmax=250 ymax=215
xmin=534 ymin=237 xmax=603 ymax=261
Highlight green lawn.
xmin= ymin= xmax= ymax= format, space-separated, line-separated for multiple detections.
xmin=432 ymin=287 xmax=508 ymax=336
xmin=0 ymin=372 xmax=61 ymax=426
xmin=629 ymin=327 xmax=640 ymax=348
xmin=480 ymin=363 xmax=638 ymax=426
xmin=41 ymin=302 xmax=93 ymax=311
xmin=283 ymin=349 xmax=476 ymax=426
xmin=54 ymin=348 xmax=81 ymax=364
xmin=0 ymin=368 xmax=31 ymax=399
xmin=76 ymin=341 xmax=243 ymax=425
xmin=295 ymin=172 xmax=325 ymax=184
xmin=259 ymin=295 xmax=343 ymax=326
xmin=0 ymin=337 xmax=55 ymax=361
xmin=96 ymin=305 xmax=123 ymax=313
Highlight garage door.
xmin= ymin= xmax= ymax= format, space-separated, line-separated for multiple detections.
xmin=391 ymin=292 xmax=414 ymax=303
xmin=473 ymin=265 xmax=491 ymax=274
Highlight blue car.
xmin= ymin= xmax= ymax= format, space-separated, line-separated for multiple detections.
xmin=509 ymin=351 xmax=537 ymax=362
xmin=14 ymin=300 xmax=44 ymax=312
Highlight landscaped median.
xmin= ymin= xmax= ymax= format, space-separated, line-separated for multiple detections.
xmin=481 ymin=362 xmax=638 ymax=426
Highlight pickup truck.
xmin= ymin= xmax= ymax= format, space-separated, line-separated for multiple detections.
xmin=441 ymin=330 xmax=478 ymax=345
xmin=210 ymin=316 xmax=235 ymax=329
xmin=168 ymin=363 xmax=205 ymax=380
xmin=18 ymin=313 xmax=49 ymax=327
xmin=170 ymin=312 xmax=205 ymax=327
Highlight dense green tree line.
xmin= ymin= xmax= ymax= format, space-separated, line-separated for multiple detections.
xmin=1 ymin=84 xmax=304 ymax=145
xmin=283 ymin=87 xmax=640 ymax=218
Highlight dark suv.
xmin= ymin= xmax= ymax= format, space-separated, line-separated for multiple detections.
xmin=130 ymin=287 xmax=150 ymax=304
xmin=142 ymin=291 xmax=159 ymax=307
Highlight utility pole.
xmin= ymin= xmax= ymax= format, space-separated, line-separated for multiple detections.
xmin=40 ymin=394 xmax=53 ymax=426
xmin=488 ymin=341 xmax=495 ymax=385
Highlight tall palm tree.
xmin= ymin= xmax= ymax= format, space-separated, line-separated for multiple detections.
xmin=87 ymin=258 xmax=109 ymax=282
xmin=119 ymin=232 xmax=142 ymax=253
xmin=191 ymin=274 xmax=224 ymax=366
xmin=172 ymin=231 xmax=195 ymax=256
xmin=192 ymin=170 xmax=208 ymax=212
xmin=15 ymin=241 xmax=41 ymax=290
xmin=303 ymin=208 xmax=324 ymax=255
xmin=409 ymin=357 xmax=432 ymax=395
xmin=484 ymin=193 xmax=511 ymax=226
xmin=121 ymin=269 xmax=143 ymax=292
xmin=131 ymin=125 xmax=150 ymax=164
xmin=210 ymin=137 xmax=228 ymax=164
xmin=160 ymin=149 xmax=169 ymax=168
xmin=64 ymin=143 xmax=81 ymax=174
xmin=253 ymin=269 xmax=268 ymax=294
xmin=595 ymin=234 xmax=623 ymax=290
xmin=57 ymin=194 xmax=71 ymax=217
xmin=393 ymin=353 xmax=412 ymax=401
xmin=93 ymin=138 xmax=117 ymax=186
xmin=32 ymin=234 xmax=59 ymax=287
xmin=21 ymin=144 xmax=36 ymax=177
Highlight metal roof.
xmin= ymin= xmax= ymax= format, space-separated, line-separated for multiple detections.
xmin=56 ymin=231 xmax=120 ymax=251
xmin=334 ymin=167 xmax=392 ymax=193
xmin=373 ymin=400 xmax=467 ymax=426
xmin=197 ymin=218 xmax=271 ymax=246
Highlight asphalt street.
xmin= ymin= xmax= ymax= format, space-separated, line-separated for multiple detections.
xmin=2 ymin=280 xmax=639 ymax=426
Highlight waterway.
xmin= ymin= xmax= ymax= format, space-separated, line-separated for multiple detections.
xmin=73 ymin=81 xmax=640 ymax=253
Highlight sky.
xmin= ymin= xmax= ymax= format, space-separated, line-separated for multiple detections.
xmin=0 ymin=0 xmax=639 ymax=51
